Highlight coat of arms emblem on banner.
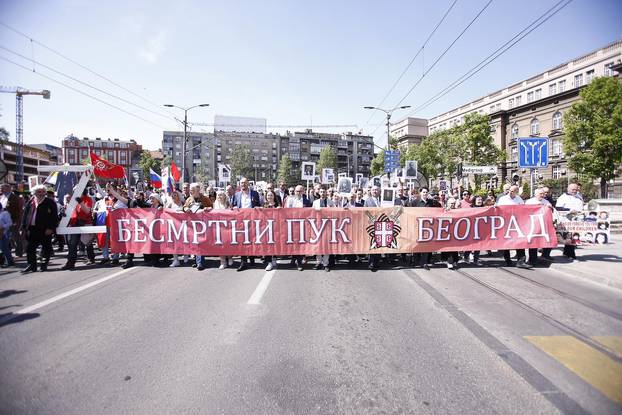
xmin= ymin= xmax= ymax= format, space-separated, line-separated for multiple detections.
xmin=365 ymin=207 xmax=403 ymax=249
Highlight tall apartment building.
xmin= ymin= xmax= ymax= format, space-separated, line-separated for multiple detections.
xmin=0 ymin=139 xmax=53 ymax=184
xmin=404 ymin=40 xmax=621 ymax=194
xmin=162 ymin=129 xmax=374 ymax=184
xmin=62 ymin=135 xmax=143 ymax=170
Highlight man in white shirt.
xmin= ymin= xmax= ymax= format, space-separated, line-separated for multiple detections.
xmin=284 ymin=185 xmax=306 ymax=270
xmin=496 ymin=185 xmax=532 ymax=269
xmin=364 ymin=186 xmax=382 ymax=272
xmin=312 ymin=188 xmax=335 ymax=272
xmin=526 ymin=187 xmax=554 ymax=265
xmin=555 ymin=183 xmax=584 ymax=260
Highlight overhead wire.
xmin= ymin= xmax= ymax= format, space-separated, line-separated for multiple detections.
xmin=0 ymin=21 xmax=177 ymax=118
xmin=363 ymin=0 xmax=459 ymax=128
xmin=0 ymin=54 xmax=170 ymax=130
xmin=410 ymin=0 xmax=573 ymax=115
xmin=369 ymin=0 xmax=494 ymax=140
xmin=0 ymin=45 xmax=175 ymax=121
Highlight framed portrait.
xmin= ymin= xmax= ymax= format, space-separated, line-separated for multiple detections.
xmin=337 ymin=177 xmax=353 ymax=196
xmin=404 ymin=160 xmax=418 ymax=179
xmin=372 ymin=176 xmax=381 ymax=188
xmin=322 ymin=168 xmax=334 ymax=184
xmin=381 ymin=187 xmax=396 ymax=207
xmin=301 ymin=162 xmax=316 ymax=181
xmin=359 ymin=177 xmax=369 ymax=189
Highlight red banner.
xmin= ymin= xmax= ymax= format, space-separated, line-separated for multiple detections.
xmin=90 ymin=152 xmax=126 ymax=179
xmin=109 ymin=206 xmax=557 ymax=255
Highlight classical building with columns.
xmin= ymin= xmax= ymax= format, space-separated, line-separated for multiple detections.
xmin=396 ymin=40 xmax=622 ymax=196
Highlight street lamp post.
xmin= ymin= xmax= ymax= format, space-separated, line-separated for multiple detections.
xmin=164 ymin=103 xmax=210 ymax=183
xmin=364 ymin=105 xmax=411 ymax=150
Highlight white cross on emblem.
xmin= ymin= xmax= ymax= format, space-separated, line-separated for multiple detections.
xmin=374 ymin=221 xmax=394 ymax=247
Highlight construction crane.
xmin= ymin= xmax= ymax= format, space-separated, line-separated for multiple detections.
xmin=0 ymin=86 xmax=51 ymax=183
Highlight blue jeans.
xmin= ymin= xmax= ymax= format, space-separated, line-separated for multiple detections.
xmin=1 ymin=231 xmax=14 ymax=264
xmin=195 ymin=255 xmax=204 ymax=267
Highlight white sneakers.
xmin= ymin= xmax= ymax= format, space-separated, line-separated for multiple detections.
xmin=170 ymin=259 xmax=180 ymax=268
xmin=218 ymin=263 xmax=226 ymax=270
xmin=265 ymin=261 xmax=277 ymax=271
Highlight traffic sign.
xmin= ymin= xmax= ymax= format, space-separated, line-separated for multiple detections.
xmin=384 ymin=150 xmax=400 ymax=173
xmin=518 ymin=137 xmax=549 ymax=168
xmin=463 ymin=165 xmax=497 ymax=174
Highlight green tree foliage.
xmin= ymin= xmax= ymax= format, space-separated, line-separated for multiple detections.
xmin=402 ymin=113 xmax=504 ymax=190
xmin=277 ymin=153 xmax=295 ymax=185
xmin=230 ymin=144 xmax=254 ymax=182
xmin=161 ymin=155 xmax=172 ymax=168
xmin=317 ymin=145 xmax=337 ymax=172
xmin=370 ymin=149 xmax=385 ymax=177
xmin=138 ymin=150 xmax=161 ymax=179
xmin=564 ymin=76 xmax=622 ymax=197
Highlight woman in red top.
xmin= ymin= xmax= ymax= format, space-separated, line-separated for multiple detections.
xmin=61 ymin=189 xmax=95 ymax=270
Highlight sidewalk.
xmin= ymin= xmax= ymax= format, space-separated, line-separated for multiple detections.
xmin=548 ymin=234 xmax=622 ymax=290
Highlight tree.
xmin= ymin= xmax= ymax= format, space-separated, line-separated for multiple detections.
xmin=317 ymin=145 xmax=337 ymax=173
xmin=0 ymin=127 xmax=9 ymax=140
xmin=138 ymin=150 xmax=161 ymax=179
xmin=230 ymin=145 xmax=254 ymax=182
xmin=458 ymin=113 xmax=505 ymax=189
xmin=161 ymin=155 xmax=172 ymax=169
xmin=564 ymin=76 xmax=622 ymax=197
xmin=370 ymin=149 xmax=385 ymax=177
xmin=277 ymin=153 xmax=295 ymax=185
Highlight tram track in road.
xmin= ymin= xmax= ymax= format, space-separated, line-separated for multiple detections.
xmin=496 ymin=266 xmax=622 ymax=322
xmin=454 ymin=267 xmax=622 ymax=363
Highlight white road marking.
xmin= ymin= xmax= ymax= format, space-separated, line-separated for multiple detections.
xmin=247 ymin=270 xmax=275 ymax=305
xmin=14 ymin=267 xmax=133 ymax=315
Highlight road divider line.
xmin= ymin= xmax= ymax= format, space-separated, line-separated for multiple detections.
xmin=247 ymin=270 xmax=275 ymax=305
xmin=16 ymin=268 xmax=133 ymax=315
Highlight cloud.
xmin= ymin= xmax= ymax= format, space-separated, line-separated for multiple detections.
xmin=139 ymin=31 xmax=168 ymax=64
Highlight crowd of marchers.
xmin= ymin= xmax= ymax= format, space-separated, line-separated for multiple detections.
xmin=0 ymin=179 xmax=585 ymax=274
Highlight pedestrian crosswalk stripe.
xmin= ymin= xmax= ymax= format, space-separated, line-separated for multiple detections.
xmin=525 ymin=336 xmax=622 ymax=404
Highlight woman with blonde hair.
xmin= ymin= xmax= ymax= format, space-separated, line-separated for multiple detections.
xmin=213 ymin=190 xmax=232 ymax=269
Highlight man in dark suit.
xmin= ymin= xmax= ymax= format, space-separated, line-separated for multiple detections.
xmin=1 ymin=183 xmax=24 ymax=256
xmin=21 ymin=185 xmax=58 ymax=273
xmin=233 ymin=177 xmax=261 ymax=271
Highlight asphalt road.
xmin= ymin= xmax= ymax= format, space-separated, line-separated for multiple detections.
xmin=1 ymin=252 xmax=621 ymax=414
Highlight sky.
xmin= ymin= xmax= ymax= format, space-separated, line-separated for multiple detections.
xmin=0 ymin=0 xmax=621 ymax=151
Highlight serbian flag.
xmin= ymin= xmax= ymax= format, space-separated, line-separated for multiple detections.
xmin=170 ymin=161 xmax=182 ymax=182
xmin=149 ymin=168 xmax=162 ymax=188
xmin=90 ymin=152 xmax=126 ymax=179
xmin=161 ymin=167 xmax=174 ymax=193
xmin=95 ymin=211 xmax=108 ymax=248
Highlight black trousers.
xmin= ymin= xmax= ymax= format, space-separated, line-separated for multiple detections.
xmin=503 ymin=249 xmax=526 ymax=264
xmin=441 ymin=251 xmax=460 ymax=264
xmin=67 ymin=233 xmax=95 ymax=264
xmin=528 ymin=247 xmax=552 ymax=263
xmin=412 ymin=252 xmax=432 ymax=266
xmin=26 ymin=226 xmax=52 ymax=269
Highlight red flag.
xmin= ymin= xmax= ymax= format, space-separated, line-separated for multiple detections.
xmin=170 ymin=161 xmax=181 ymax=182
xmin=90 ymin=152 xmax=126 ymax=179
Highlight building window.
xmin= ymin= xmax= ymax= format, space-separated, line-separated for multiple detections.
xmin=552 ymin=165 xmax=562 ymax=179
xmin=490 ymin=105 xmax=495 ymax=113
xmin=511 ymin=146 xmax=518 ymax=162
xmin=552 ymin=139 xmax=562 ymax=156
xmin=552 ymin=111 xmax=563 ymax=130
xmin=496 ymin=103 xmax=501 ymax=111
xmin=535 ymin=88 xmax=541 ymax=100
xmin=574 ymin=73 xmax=583 ymax=87
xmin=527 ymin=91 xmax=534 ymax=103
xmin=530 ymin=118 xmax=540 ymax=135
xmin=509 ymin=98 xmax=514 ymax=109
xmin=515 ymin=95 xmax=522 ymax=106
xmin=511 ymin=123 xmax=519 ymax=140
xmin=586 ymin=69 xmax=595 ymax=83
xmin=559 ymin=79 xmax=566 ymax=92
xmin=549 ymin=83 xmax=557 ymax=96
xmin=605 ymin=62 xmax=614 ymax=77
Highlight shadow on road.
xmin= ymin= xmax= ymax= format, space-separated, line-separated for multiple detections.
xmin=0 ymin=289 xmax=28 ymax=299
xmin=0 ymin=312 xmax=40 ymax=328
